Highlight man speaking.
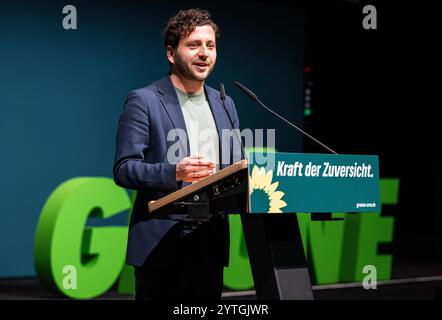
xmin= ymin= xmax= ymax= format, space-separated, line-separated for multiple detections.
xmin=113 ymin=8 xmax=241 ymax=300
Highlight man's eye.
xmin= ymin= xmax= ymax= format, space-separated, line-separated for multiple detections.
xmin=189 ymin=44 xmax=198 ymax=48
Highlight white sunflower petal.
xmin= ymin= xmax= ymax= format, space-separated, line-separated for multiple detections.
xmin=270 ymin=191 xmax=284 ymax=201
xmin=266 ymin=181 xmax=279 ymax=194
xmin=270 ymin=199 xmax=287 ymax=211
xmin=262 ymin=171 xmax=273 ymax=192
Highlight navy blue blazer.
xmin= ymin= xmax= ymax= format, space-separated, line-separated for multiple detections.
xmin=113 ymin=75 xmax=241 ymax=267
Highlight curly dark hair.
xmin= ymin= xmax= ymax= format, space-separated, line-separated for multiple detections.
xmin=164 ymin=8 xmax=220 ymax=49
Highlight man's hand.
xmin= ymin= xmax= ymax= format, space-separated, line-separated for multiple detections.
xmin=176 ymin=155 xmax=216 ymax=183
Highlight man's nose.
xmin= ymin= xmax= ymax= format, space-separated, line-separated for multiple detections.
xmin=198 ymin=46 xmax=209 ymax=57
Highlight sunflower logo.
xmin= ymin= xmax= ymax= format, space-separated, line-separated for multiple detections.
xmin=249 ymin=165 xmax=287 ymax=213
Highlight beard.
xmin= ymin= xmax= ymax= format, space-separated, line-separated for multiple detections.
xmin=173 ymin=53 xmax=215 ymax=82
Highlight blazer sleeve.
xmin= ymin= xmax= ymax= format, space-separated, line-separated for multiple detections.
xmin=113 ymin=90 xmax=178 ymax=192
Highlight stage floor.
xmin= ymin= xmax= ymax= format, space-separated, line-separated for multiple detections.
xmin=1 ymin=276 xmax=442 ymax=300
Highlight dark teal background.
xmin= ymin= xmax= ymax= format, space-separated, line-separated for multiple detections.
xmin=0 ymin=0 xmax=305 ymax=277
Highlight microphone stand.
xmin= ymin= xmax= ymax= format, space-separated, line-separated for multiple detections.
xmin=234 ymin=81 xmax=338 ymax=155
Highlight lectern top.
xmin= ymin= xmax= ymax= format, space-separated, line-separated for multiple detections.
xmin=148 ymin=160 xmax=248 ymax=213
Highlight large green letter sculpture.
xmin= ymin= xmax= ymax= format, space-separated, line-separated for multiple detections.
xmin=34 ymin=177 xmax=398 ymax=297
xmin=34 ymin=178 xmax=131 ymax=299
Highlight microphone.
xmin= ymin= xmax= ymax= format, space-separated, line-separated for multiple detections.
xmin=219 ymin=83 xmax=246 ymax=160
xmin=234 ymin=81 xmax=338 ymax=154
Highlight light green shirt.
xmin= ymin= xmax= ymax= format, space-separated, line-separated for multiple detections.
xmin=175 ymin=87 xmax=220 ymax=172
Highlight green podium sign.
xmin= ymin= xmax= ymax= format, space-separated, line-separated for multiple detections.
xmin=248 ymin=152 xmax=380 ymax=213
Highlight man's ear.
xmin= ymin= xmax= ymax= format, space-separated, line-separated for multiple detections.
xmin=166 ymin=46 xmax=175 ymax=65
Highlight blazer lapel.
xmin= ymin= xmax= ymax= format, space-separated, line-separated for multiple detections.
xmin=157 ymin=76 xmax=190 ymax=157
xmin=157 ymin=76 xmax=232 ymax=171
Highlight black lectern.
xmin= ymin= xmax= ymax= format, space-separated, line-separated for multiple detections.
xmin=148 ymin=160 xmax=313 ymax=300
